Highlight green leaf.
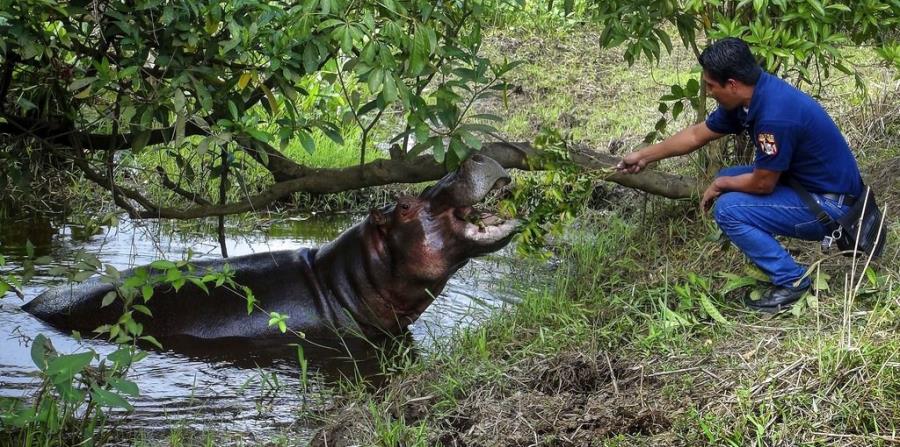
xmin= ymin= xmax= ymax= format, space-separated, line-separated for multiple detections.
xmin=244 ymin=287 xmax=256 ymax=315
xmin=150 ymin=260 xmax=177 ymax=270
xmin=141 ymin=284 xmax=154 ymax=302
xmin=299 ymin=130 xmax=316 ymax=154
xmin=865 ymin=267 xmax=878 ymax=287
xmin=68 ymin=77 xmax=97 ymax=92
xmin=805 ymin=293 xmax=819 ymax=311
xmin=410 ymin=30 xmax=429 ymax=75
xmin=47 ymin=351 xmax=95 ymax=381
xmin=268 ymin=312 xmax=289 ymax=333
xmin=173 ymin=89 xmax=186 ymax=112
xmin=247 ymin=129 xmax=270 ymax=143
xmin=108 ymin=378 xmax=140 ymax=396
xmin=431 ymin=137 xmax=445 ymax=163
xmin=91 ymin=386 xmax=134 ymax=411
xmin=107 ymin=347 xmax=134 ymax=367
xmin=100 ymin=291 xmax=117 ymax=308
xmin=700 ymin=295 xmax=730 ymax=325
xmin=228 ymin=101 xmax=239 ymax=121
xmin=237 ymin=72 xmax=252 ymax=90
xmin=140 ymin=335 xmax=163 ymax=350
xmin=367 ymin=68 xmax=384 ymax=93
xmin=825 ymin=3 xmax=851 ymax=12
xmin=133 ymin=305 xmax=152 ymax=317
xmin=382 ymin=73 xmax=398 ymax=102
xmin=813 ymin=273 xmax=830 ymax=291
xmin=73 ymin=271 xmax=94 ymax=282
xmin=30 ymin=334 xmax=51 ymax=371
xmin=449 ymin=136 xmax=469 ymax=161
xmin=165 ymin=268 xmax=182 ymax=283
xmin=719 ymin=273 xmax=758 ymax=295
xmin=188 ymin=277 xmax=210 ymax=294
xmin=460 ymin=130 xmax=482 ymax=151
xmin=317 ymin=123 xmax=344 ymax=145
xmin=672 ymin=101 xmax=684 ymax=120
xmin=302 ymin=43 xmax=318 ymax=73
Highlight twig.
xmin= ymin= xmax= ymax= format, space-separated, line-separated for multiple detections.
xmin=749 ymin=357 xmax=806 ymax=397
xmin=646 ymin=366 xmax=702 ymax=377
xmin=604 ymin=352 xmax=619 ymax=396
xmin=810 ymin=432 xmax=900 ymax=444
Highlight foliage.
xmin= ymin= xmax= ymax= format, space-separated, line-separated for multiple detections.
xmin=582 ymin=0 xmax=900 ymax=151
xmin=500 ymin=127 xmax=594 ymax=258
xmin=0 ymin=336 xmax=143 ymax=447
xmin=0 ymin=0 xmax=524 ymax=219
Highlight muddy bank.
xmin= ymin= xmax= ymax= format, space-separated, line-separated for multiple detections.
xmin=310 ymin=352 xmax=707 ymax=446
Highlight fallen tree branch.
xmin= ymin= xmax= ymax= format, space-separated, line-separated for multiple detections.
xmin=121 ymin=142 xmax=699 ymax=219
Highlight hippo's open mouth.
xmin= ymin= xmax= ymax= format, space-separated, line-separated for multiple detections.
xmin=455 ymin=182 xmax=519 ymax=245
xmin=421 ymin=154 xmax=521 ymax=246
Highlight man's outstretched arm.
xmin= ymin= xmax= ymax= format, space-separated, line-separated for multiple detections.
xmin=616 ymin=122 xmax=725 ymax=173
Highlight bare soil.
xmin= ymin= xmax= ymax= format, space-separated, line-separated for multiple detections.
xmin=310 ymin=350 xmax=740 ymax=446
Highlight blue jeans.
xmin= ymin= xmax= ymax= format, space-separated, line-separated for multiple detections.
xmin=712 ymin=166 xmax=850 ymax=287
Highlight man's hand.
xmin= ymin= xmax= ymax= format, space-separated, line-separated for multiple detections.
xmin=616 ymin=152 xmax=647 ymax=174
xmin=700 ymin=181 xmax=723 ymax=213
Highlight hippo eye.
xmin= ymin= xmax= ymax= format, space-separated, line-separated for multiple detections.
xmin=399 ymin=203 xmax=410 ymax=211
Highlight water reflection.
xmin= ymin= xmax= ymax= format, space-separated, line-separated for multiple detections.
xmin=0 ymin=214 xmax=515 ymax=442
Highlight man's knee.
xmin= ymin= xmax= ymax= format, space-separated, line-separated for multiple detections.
xmin=713 ymin=192 xmax=743 ymax=225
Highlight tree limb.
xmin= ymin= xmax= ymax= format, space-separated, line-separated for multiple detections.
xmin=120 ymin=142 xmax=698 ymax=219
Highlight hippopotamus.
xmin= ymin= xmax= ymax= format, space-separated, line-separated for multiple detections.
xmin=24 ymin=154 xmax=519 ymax=341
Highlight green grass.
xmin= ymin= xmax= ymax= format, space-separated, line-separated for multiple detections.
xmin=317 ymin=200 xmax=899 ymax=445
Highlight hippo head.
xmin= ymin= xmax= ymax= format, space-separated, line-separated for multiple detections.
xmin=369 ymin=154 xmax=519 ymax=284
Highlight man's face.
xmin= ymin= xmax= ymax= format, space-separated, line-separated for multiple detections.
xmin=702 ymin=71 xmax=741 ymax=111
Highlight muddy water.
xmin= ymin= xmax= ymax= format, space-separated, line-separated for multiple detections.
xmin=0 ymin=215 xmax=516 ymax=443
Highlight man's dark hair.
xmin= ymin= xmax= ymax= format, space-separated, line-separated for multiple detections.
xmin=698 ymin=37 xmax=762 ymax=86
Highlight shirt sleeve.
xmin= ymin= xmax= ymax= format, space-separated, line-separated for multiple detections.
xmin=705 ymin=106 xmax=742 ymax=134
xmin=753 ymin=122 xmax=796 ymax=172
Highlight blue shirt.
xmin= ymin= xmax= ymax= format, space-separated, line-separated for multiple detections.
xmin=705 ymin=72 xmax=863 ymax=196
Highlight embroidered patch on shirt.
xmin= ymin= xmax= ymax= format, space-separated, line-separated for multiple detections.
xmin=757 ymin=132 xmax=778 ymax=156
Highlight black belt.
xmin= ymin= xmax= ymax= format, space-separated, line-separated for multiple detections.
xmin=819 ymin=193 xmax=855 ymax=207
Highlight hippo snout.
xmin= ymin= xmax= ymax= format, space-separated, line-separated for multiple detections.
xmin=423 ymin=155 xmax=511 ymax=208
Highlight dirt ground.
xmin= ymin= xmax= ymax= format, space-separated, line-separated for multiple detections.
xmin=310 ymin=350 xmax=742 ymax=446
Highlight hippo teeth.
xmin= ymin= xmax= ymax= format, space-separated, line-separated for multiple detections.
xmin=478 ymin=213 xmax=503 ymax=227
xmin=465 ymin=218 xmax=519 ymax=243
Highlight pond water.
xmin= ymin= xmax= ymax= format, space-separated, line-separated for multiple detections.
xmin=0 ymin=214 xmax=518 ymax=443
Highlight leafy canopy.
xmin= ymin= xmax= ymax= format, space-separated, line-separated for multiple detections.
xmin=0 ymin=0 xmax=520 ymax=217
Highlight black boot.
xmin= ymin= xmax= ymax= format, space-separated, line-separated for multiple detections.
xmin=745 ymin=283 xmax=809 ymax=313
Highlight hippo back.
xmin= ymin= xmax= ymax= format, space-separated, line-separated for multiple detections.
xmin=24 ymin=249 xmax=361 ymax=341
